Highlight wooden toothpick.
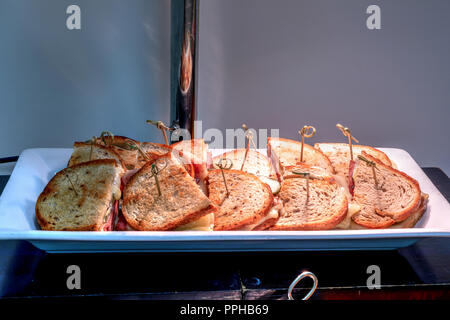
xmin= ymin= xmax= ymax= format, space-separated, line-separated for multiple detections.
xmin=100 ymin=131 xmax=115 ymax=147
xmin=241 ymin=124 xmax=256 ymax=171
xmin=65 ymin=173 xmax=78 ymax=196
xmin=125 ymin=139 xmax=150 ymax=161
xmin=149 ymin=159 xmax=168 ymax=197
xmin=292 ymin=171 xmax=311 ymax=203
xmin=298 ymin=126 xmax=316 ymax=163
xmin=216 ymin=158 xmax=233 ymax=198
xmin=89 ymin=136 xmax=97 ymax=161
xmin=358 ymin=155 xmax=378 ymax=189
xmin=151 ymin=164 xmax=162 ymax=197
xmin=291 ymin=171 xmax=324 ymax=204
xmin=147 ymin=120 xmax=174 ymax=146
xmin=336 ymin=124 xmax=359 ymax=161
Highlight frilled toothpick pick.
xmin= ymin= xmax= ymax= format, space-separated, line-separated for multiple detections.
xmin=241 ymin=124 xmax=257 ymax=171
xmin=336 ymin=123 xmax=359 ymax=161
xmin=298 ymin=126 xmax=316 ymax=163
xmin=146 ymin=120 xmax=174 ymax=146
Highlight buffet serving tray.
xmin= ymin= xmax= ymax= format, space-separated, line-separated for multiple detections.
xmin=0 ymin=148 xmax=449 ymax=253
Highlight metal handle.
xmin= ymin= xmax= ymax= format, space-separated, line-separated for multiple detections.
xmin=287 ymin=271 xmax=318 ymax=300
xmin=0 ymin=156 xmax=19 ymax=164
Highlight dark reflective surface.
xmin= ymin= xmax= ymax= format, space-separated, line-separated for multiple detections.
xmin=0 ymin=168 xmax=449 ymax=300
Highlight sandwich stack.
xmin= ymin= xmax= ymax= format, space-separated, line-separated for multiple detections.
xmin=35 ymin=125 xmax=428 ymax=231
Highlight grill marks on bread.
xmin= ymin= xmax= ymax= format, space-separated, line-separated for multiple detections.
xmin=36 ymin=159 xmax=122 ymax=231
xmin=68 ymin=142 xmax=126 ymax=170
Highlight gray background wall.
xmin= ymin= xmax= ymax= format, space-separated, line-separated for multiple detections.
xmin=0 ymin=0 xmax=171 ymax=156
xmin=198 ymin=0 xmax=450 ymax=175
xmin=0 ymin=0 xmax=448 ymax=175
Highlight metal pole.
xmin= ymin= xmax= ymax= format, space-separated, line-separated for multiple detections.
xmin=171 ymin=0 xmax=198 ymax=141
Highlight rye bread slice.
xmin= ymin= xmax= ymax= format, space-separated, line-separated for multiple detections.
xmin=267 ymin=137 xmax=334 ymax=179
xmin=171 ymin=139 xmax=208 ymax=165
xmin=68 ymin=142 xmax=126 ymax=170
xmin=96 ymin=135 xmax=140 ymax=170
xmin=138 ymin=142 xmax=171 ymax=164
xmin=36 ymin=159 xmax=124 ymax=231
xmin=351 ymin=152 xmax=422 ymax=228
xmin=212 ymin=149 xmax=277 ymax=179
xmin=208 ymin=169 xmax=274 ymax=230
xmin=348 ymin=193 xmax=428 ymax=229
xmin=122 ymin=154 xmax=215 ymax=231
xmin=389 ymin=193 xmax=428 ymax=228
xmin=271 ymin=178 xmax=348 ymax=230
xmin=136 ymin=142 xmax=194 ymax=178
xmin=315 ymin=143 xmax=392 ymax=180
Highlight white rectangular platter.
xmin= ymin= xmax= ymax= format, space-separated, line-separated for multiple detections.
xmin=0 ymin=148 xmax=449 ymax=253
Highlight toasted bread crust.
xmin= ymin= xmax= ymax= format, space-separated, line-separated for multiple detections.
xmin=314 ymin=143 xmax=392 ymax=182
xmin=267 ymin=137 xmax=335 ymax=177
xmin=96 ymin=135 xmax=138 ymax=145
xmin=389 ymin=193 xmax=428 ymax=228
xmin=348 ymin=193 xmax=428 ymax=230
xmin=208 ymin=169 xmax=274 ymax=231
xmin=351 ymin=209 xmax=396 ymax=229
xmin=122 ymin=154 xmax=215 ymax=231
xmin=96 ymin=135 xmax=140 ymax=170
xmin=69 ymin=142 xmax=126 ymax=170
xmin=138 ymin=142 xmax=195 ymax=178
xmin=212 ymin=149 xmax=277 ymax=179
xmin=315 ymin=143 xmax=392 ymax=166
xmin=123 ymin=202 xmax=216 ymax=231
xmin=251 ymin=217 xmax=279 ymax=230
xmin=36 ymin=159 xmax=120 ymax=231
xmin=351 ymin=152 xmax=422 ymax=228
xmin=137 ymin=142 xmax=171 ymax=166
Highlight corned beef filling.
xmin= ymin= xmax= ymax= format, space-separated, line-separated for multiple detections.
xmin=102 ymin=200 xmax=118 ymax=231
xmin=115 ymin=209 xmax=132 ymax=231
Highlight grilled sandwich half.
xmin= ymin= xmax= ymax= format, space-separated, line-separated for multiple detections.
xmin=36 ymin=159 xmax=124 ymax=231
xmin=121 ymin=154 xmax=216 ymax=231
xmin=208 ymin=169 xmax=277 ymax=230
xmin=270 ymin=177 xmax=348 ymax=230
xmin=349 ymin=152 xmax=424 ymax=229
